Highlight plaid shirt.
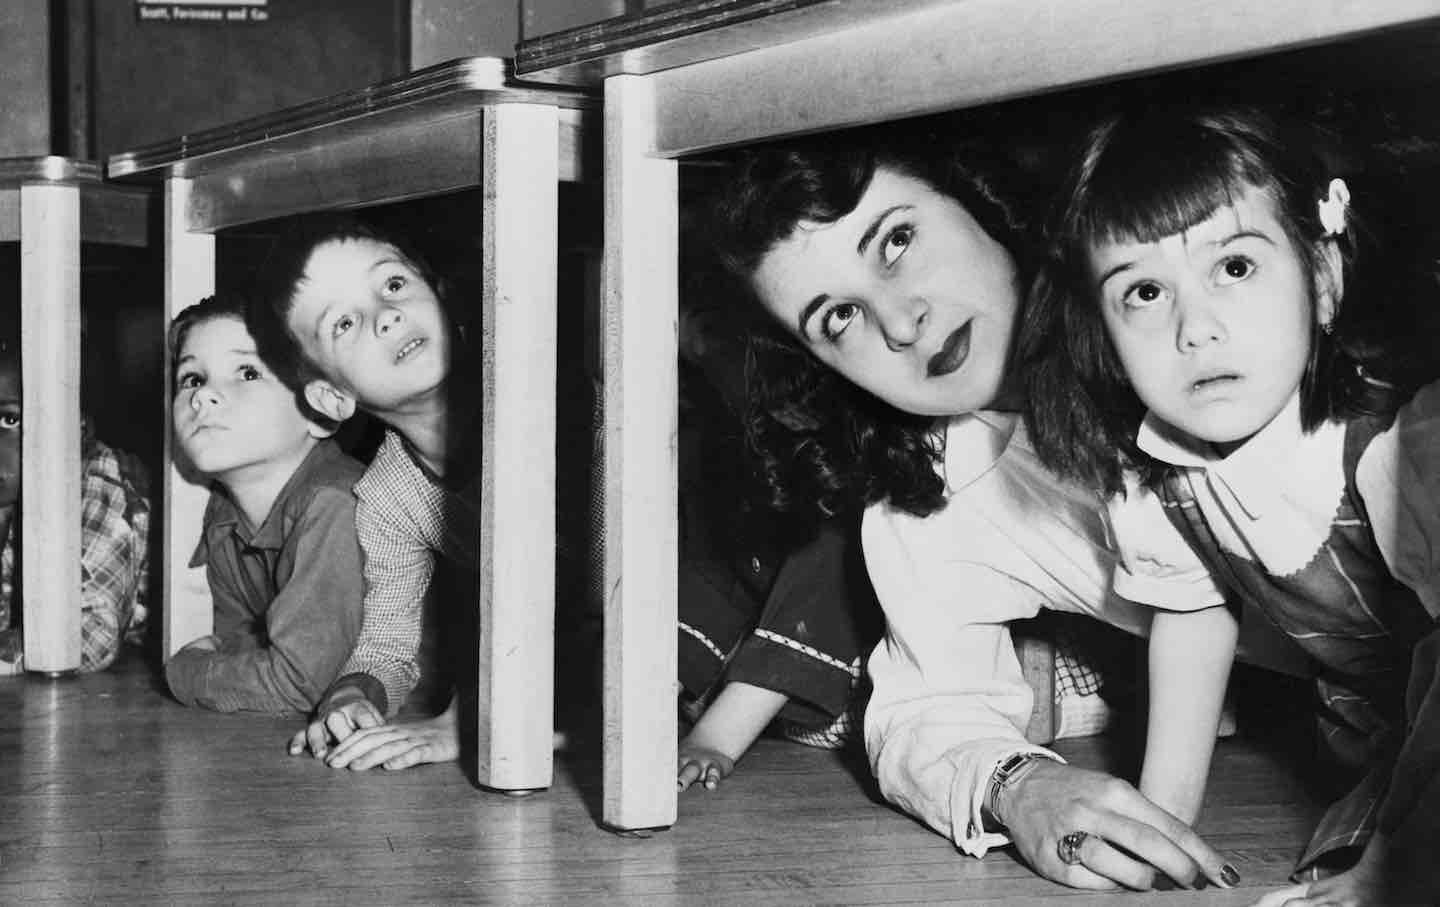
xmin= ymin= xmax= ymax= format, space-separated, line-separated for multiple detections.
xmin=0 ymin=429 xmax=151 ymax=672
xmin=333 ymin=430 xmax=479 ymax=714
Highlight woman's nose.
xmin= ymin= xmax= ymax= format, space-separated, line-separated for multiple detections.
xmin=376 ymin=307 xmax=403 ymax=335
xmin=189 ymin=387 xmax=221 ymax=412
xmin=876 ymin=292 xmax=928 ymax=351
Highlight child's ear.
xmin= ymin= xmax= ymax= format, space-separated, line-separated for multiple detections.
xmin=304 ymin=379 xmax=356 ymax=425
xmin=1313 ymin=238 xmax=1345 ymax=329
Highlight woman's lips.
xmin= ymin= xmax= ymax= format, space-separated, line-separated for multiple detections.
xmin=927 ymin=322 xmax=972 ymax=378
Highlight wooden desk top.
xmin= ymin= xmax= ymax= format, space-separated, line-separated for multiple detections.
xmin=515 ymin=0 xmax=1440 ymax=156
xmin=107 ymin=57 xmax=596 ymax=182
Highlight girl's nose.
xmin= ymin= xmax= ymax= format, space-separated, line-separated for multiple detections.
xmin=376 ymin=307 xmax=403 ymax=335
xmin=876 ymin=292 xmax=928 ymax=352
xmin=1176 ymin=292 xmax=1227 ymax=351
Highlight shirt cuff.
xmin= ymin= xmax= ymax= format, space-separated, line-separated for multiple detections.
xmin=319 ymin=672 xmax=388 ymax=717
xmin=955 ymin=742 xmax=1066 ymax=858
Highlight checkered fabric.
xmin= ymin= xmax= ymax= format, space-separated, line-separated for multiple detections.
xmin=0 ymin=431 xmax=150 ymax=672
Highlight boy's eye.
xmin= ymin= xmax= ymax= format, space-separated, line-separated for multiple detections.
xmin=176 ymin=372 xmax=202 ymax=390
xmin=821 ymin=302 xmax=861 ymax=341
xmin=239 ymin=365 xmax=262 ymax=381
xmin=1216 ymin=256 xmax=1255 ymax=284
xmin=0 ymin=414 xmax=18 ymax=430
xmin=880 ymin=226 xmax=914 ymax=267
xmin=1122 ymin=281 xmax=1169 ymax=310
xmin=333 ymin=315 xmax=356 ymax=337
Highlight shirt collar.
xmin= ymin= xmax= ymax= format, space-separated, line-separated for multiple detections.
xmin=1136 ymin=393 xmax=1305 ymax=519
xmin=194 ymin=440 xmax=344 ymax=562
xmin=942 ymin=410 xmax=1020 ymax=493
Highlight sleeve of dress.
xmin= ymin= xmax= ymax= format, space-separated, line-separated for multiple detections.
xmin=1106 ymin=475 xmax=1226 ymax=613
xmin=1357 ymin=379 xmax=1440 ymax=618
xmin=164 ymin=487 xmax=366 ymax=714
xmin=336 ymin=469 xmax=435 ymax=716
xmin=861 ymin=501 xmax=1064 ymax=859
xmin=76 ymin=444 xmax=145 ymax=673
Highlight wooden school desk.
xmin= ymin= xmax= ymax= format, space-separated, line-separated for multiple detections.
xmin=0 ymin=156 xmax=151 ymax=676
xmin=514 ymin=0 xmax=1440 ymax=832
xmin=106 ymin=58 xmax=595 ymax=792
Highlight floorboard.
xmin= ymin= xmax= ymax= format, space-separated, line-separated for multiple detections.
xmin=0 ymin=653 xmax=1332 ymax=905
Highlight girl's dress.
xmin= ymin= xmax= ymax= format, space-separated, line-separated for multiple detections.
xmin=1110 ymin=384 xmax=1440 ymax=879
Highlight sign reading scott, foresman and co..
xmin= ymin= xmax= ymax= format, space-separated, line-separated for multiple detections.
xmin=135 ymin=0 xmax=270 ymax=24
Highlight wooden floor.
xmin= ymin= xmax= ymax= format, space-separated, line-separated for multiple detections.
xmin=1 ymin=654 xmax=1331 ymax=906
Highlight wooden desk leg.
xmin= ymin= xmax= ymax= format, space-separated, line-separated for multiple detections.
xmin=19 ymin=183 xmax=82 ymax=674
xmin=475 ymin=102 xmax=559 ymax=792
xmin=161 ymin=177 xmax=215 ymax=659
xmin=600 ymin=74 xmax=678 ymax=831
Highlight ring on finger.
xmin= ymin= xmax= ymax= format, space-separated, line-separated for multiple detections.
xmin=1057 ymin=830 xmax=1089 ymax=866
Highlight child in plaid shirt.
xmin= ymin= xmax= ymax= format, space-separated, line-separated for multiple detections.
xmin=248 ymin=214 xmax=481 ymax=770
xmin=0 ymin=334 xmax=151 ymax=675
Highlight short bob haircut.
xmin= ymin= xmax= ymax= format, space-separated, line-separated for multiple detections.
xmin=694 ymin=127 xmax=1041 ymax=521
xmin=1023 ymin=104 xmax=1420 ymax=497
xmin=246 ymin=212 xmax=447 ymax=429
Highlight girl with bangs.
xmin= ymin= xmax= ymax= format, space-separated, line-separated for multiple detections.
xmin=1024 ymin=104 xmax=1440 ymax=905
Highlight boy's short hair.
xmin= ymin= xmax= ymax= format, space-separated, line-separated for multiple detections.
xmin=170 ymin=292 xmax=332 ymax=430
xmin=246 ymin=212 xmax=444 ymax=426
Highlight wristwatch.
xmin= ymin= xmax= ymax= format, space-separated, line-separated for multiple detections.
xmin=983 ymin=751 xmax=1054 ymax=830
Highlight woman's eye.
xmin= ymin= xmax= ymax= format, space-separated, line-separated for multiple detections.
xmin=880 ymin=226 xmax=914 ymax=267
xmin=821 ymin=302 xmax=860 ymax=340
xmin=333 ymin=315 xmax=355 ymax=337
xmin=1217 ymin=256 xmax=1254 ymax=284
xmin=1122 ymin=281 xmax=1168 ymax=309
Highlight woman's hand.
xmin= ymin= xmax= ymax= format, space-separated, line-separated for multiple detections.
xmin=1000 ymin=760 xmax=1239 ymax=891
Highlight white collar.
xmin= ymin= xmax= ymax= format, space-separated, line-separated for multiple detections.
xmin=1135 ymin=393 xmax=1307 ymax=521
xmin=941 ymin=410 xmax=1020 ymax=493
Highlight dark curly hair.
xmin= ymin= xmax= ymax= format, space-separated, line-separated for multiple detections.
xmin=1022 ymin=103 xmax=1436 ymax=497
xmin=689 ymin=128 xmax=1041 ymax=521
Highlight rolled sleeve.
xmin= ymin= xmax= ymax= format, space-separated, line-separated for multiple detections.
xmin=862 ymin=503 xmax=1063 ymax=856
xmin=1107 ymin=480 xmax=1225 ymax=613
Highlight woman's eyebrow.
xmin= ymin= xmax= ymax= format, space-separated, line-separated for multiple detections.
xmin=798 ymin=293 xmax=830 ymax=336
xmin=856 ymin=205 xmax=912 ymax=255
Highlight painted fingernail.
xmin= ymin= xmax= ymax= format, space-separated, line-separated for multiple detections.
xmin=1220 ymin=864 xmax=1240 ymax=887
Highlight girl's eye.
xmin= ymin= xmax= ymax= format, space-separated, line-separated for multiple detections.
xmin=1216 ymin=256 xmax=1255 ymax=284
xmin=821 ymin=302 xmax=861 ymax=341
xmin=333 ymin=315 xmax=356 ymax=337
xmin=1122 ymin=281 xmax=1169 ymax=310
xmin=385 ymin=275 xmax=407 ymax=295
xmin=239 ymin=365 xmax=262 ymax=381
xmin=880 ymin=226 xmax=914 ymax=267
xmin=176 ymin=372 xmax=202 ymax=391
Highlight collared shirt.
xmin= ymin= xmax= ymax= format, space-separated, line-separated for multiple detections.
xmin=326 ymin=429 xmax=481 ymax=716
xmin=0 ymin=429 xmax=151 ymax=673
xmin=1110 ymin=382 xmax=1440 ymax=621
xmin=164 ymin=439 xmax=366 ymax=714
xmin=863 ymin=411 xmax=1151 ymax=858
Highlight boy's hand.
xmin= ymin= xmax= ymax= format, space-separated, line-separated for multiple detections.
xmin=288 ymin=688 xmax=385 ymax=759
xmin=677 ymin=742 xmax=736 ymax=791
xmin=323 ymin=700 xmax=461 ymax=771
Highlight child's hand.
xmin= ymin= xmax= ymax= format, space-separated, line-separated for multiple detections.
xmin=323 ymin=700 xmax=461 ymax=771
xmin=677 ymin=742 xmax=736 ymax=791
xmin=288 ymin=691 xmax=385 ymax=759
